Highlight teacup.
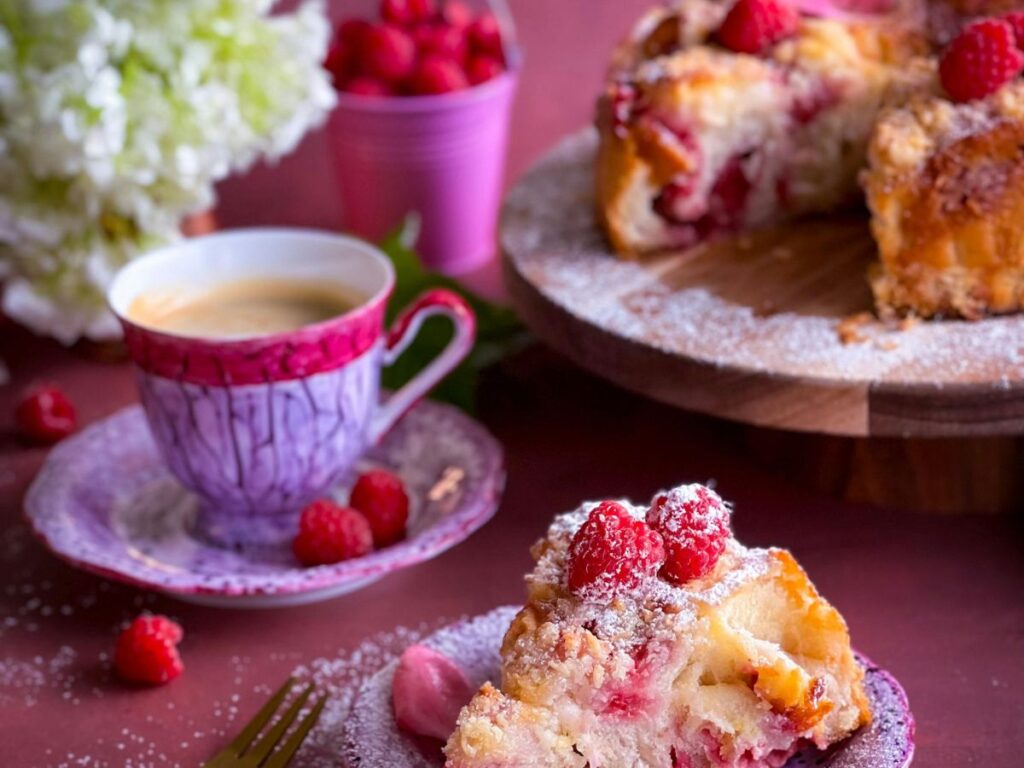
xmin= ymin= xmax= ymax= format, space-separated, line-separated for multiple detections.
xmin=108 ymin=228 xmax=475 ymax=549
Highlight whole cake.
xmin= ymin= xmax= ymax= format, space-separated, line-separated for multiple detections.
xmin=596 ymin=0 xmax=1024 ymax=319
xmin=445 ymin=484 xmax=870 ymax=767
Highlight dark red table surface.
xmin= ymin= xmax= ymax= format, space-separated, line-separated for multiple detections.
xmin=3 ymin=1 xmax=1024 ymax=765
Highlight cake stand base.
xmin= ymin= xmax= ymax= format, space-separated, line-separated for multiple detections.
xmin=744 ymin=429 xmax=1023 ymax=514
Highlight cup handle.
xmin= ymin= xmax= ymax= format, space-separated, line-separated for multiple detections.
xmin=370 ymin=289 xmax=477 ymax=443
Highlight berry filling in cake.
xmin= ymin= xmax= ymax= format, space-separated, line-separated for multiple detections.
xmin=445 ymin=484 xmax=870 ymax=768
xmin=596 ymin=0 xmax=930 ymax=256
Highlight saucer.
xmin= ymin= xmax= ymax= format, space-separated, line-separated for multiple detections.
xmin=344 ymin=608 xmax=915 ymax=768
xmin=24 ymin=402 xmax=504 ymax=608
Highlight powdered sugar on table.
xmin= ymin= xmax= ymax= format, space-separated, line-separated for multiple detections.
xmin=502 ymin=129 xmax=1024 ymax=387
xmin=341 ymin=607 xmax=519 ymax=768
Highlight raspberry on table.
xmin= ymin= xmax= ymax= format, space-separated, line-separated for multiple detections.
xmin=360 ymin=24 xmax=418 ymax=84
xmin=382 ymin=0 xmax=437 ymax=27
xmin=350 ymin=469 xmax=410 ymax=548
xmin=114 ymin=615 xmax=184 ymax=686
xmin=410 ymin=55 xmax=470 ymax=95
xmin=566 ymin=501 xmax=666 ymax=600
xmin=646 ymin=485 xmax=731 ymax=585
xmin=293 ymin=499 xmax=374 ymax=567
xmin=715 ymin=0 xmax=800 ymax=55
xmin=939 ymin=19 xmax=1024 ymax=103
xmin=466 ymin=54 xmax=504 ymax=85
xmin=16 ymin=384 xmax=77 ymax=445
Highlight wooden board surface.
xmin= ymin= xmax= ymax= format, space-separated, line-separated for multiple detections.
xmin=502 ymin=130 xmax=1024 ymax=438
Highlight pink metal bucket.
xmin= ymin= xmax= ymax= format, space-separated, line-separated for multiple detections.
xmin=327 ymin=66 xmax=519 ymax=275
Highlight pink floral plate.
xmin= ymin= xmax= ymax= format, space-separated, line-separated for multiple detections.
xmin=343 ymin=607 xmax=915 ymax=768
xmin=24 ymin=402 xmax=504 ymax=609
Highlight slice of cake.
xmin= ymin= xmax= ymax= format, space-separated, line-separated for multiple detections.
xmin=865 ymin=17 xmax=1024 ymax=318
xmin=445 ymin=485 xmax=870 ymax=768
xmin=596 ymin=0 xmax=930 ymax=256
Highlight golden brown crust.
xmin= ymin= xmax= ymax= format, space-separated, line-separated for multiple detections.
xmin=594 ymin=14 xmax=931 ymax=260
xmin=446 ymin=505 xmax=872 ymax=768
xmin=594 ymin=100 xmax=647 ymax=259
xmin=866 ymin=93 xmax=1024 ymax=319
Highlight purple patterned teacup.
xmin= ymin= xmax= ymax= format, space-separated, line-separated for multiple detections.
xmin=108 ymin=229 xmax=475 ymax=549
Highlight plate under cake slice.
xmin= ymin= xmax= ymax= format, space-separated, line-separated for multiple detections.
xmin=444 ymin=485 xmax=870 ymax=768
xmin=595 ymin=0 xmax=931 ymax=256
xmin=865 ymin=17 xmax=1024 ymax=319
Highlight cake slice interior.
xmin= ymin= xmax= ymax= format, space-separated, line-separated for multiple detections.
xmin=596 ymin=0 xmax=930 ymax=256
xmin=445 ymin=486 xmax=870 ymax=768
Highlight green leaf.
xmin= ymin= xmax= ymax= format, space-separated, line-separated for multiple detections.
xmin=378 ymin=219 xmax=531 ymax=413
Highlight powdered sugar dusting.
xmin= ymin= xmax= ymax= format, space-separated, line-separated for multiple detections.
xmin=648 ymin=483 xmax=730 ymax=551
xmin=566 ymin=500 xmax=666 ymax=602
xmin=788 ymin=655 xmax=915 ymax=768
xmin=342 ymin=607 xmax=520 ymax=768
xmin=287 ymin=620 xmax=446 ymax=768
xmin=333 ymin=606 xmax=914 ymax=768
xmin=0 ymin=517 xmax=285 ymax=767
xmin=526 ymin=492 xmax=774 ymax=650
xmin=503 ymin=130 xmax=1024 ymax=387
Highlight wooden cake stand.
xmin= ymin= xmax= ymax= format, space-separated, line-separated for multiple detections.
xmin=502 ymin=130 xmax=1024 ymax=514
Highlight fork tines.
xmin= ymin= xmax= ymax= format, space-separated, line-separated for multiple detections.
xmin=203 ymin=677 xmax=327 ymax=768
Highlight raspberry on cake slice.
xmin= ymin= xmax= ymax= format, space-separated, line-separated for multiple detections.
xmin=596 ymin=0 xmax=930 ymax=257
xmin=444 ymin=484 xmax=871 ymax=768
xmin=865 ymin=16 xmax=1024 ymax=318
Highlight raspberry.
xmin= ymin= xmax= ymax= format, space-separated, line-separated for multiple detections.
xmin=324 ymin=42 xmax=354 ymax=89
xmin=343 ymin=76 xmax=393 ymax=97
xmin=566 ymin=501 xmax=665 ymax=599
xmin=338 ymin=18 xmax=373 ymax=50
xmin=134 ymin=614 xmax=184 ymax=644
xmin=114 ymin=615 xmax=184 ymax=686
xmin=467 ymin=12 xmax=504 ymax=59
xmin=705 ymin=156 xmax=752 ymax=228
xmin=609 ymin=83 xmax=638 ymax=137
xmin=409 ymin=55 xmax=469 ymax=95
xmin=381 ymin=0 xmax=436 ymax=27
xmin=293 ymin=499 xmax=374 ymax=566
xmin=466 ymin=54 xmax=504 ymax=85
xmin=350 ymin=469 xmax=410 ymax=547
xmin=360 ymin=24 xmax=417 ymax=84
xmin=939 ymin=19 xmax=1024 ymax=103
xmin=414 ymin=23 xmax=470 ymax=65
xmin=715 ymin=0 xmax=800 ymax=54
xmin=392 ymin=645 xmax=473 ymax=741
xmin=16 ymin=384 xmax=77 ymax=445
xmin=441 ymin=0 xmax=473 ymax=28
xmin=646 ymin=485 xmax=731 ymax=585
xmin=1002 ymin=11 xmax=1024 ymax=49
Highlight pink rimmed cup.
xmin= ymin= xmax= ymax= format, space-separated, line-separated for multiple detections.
xmin=108 ymin=229 xmax=475 ymax=549
xmin=328 ymin=61 xmax=520 ymax=275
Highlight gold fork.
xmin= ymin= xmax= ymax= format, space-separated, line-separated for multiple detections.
xmin=203 ymin=677 xmax=327 ymax=768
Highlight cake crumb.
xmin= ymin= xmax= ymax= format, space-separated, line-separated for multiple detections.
xmin=837 ymin=313 xmax=874 ymax=345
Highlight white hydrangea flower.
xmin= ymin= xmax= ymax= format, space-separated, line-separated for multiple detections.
xmin=0 ymin=0 xmax=336 ymax=342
